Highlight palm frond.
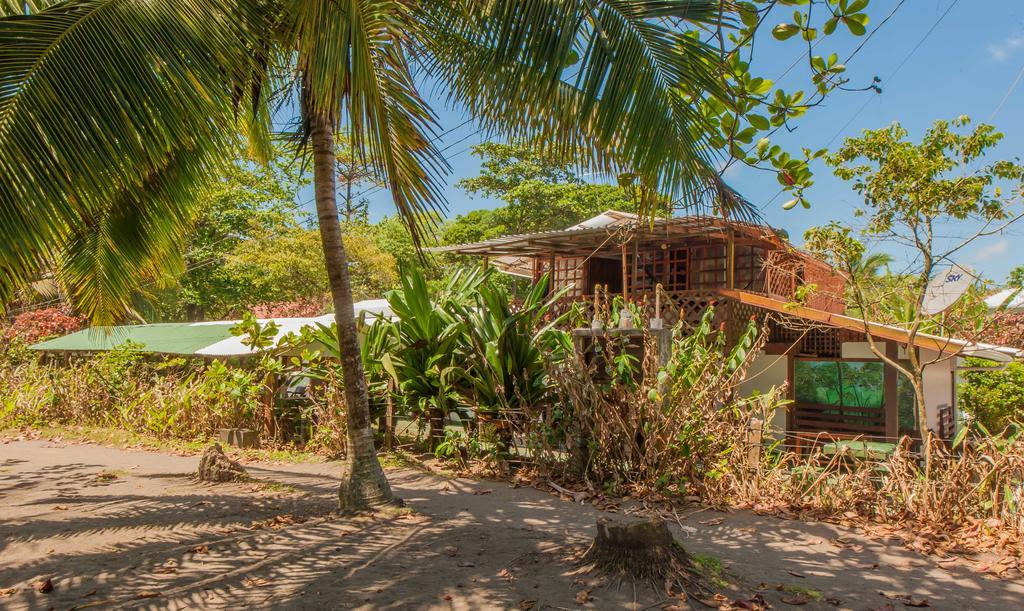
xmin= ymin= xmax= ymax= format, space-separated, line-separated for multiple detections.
xmin=287 ymin=0 xmax=449 ymax=246
xmin=56 ymin=151 xmax=215 ymax=325
xmin=0 ymin=0 xmax=271 ymax=318
xmin=420 ymin=0 xmax=745 ymax=218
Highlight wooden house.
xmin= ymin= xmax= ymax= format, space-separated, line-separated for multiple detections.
xmin=438 ymin=211 xmax=1024 ymax=449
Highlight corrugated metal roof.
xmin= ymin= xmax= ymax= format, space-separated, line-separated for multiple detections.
xmin=30 ymin=301 xmax=393 ymax=357
xmin=32 ymin=323 xmax=242 ymax=355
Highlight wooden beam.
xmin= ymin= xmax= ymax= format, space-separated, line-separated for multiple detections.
xmin=621 ymin=242 xmax=629 ymax=301
xmin=717 ymin=288 xmax=979 ymax=357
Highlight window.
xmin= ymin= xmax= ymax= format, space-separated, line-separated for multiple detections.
xmin=896 ymin=368 xmax=919 ymax=433
xmin=794 ymin=360 xmax=884 ymax=408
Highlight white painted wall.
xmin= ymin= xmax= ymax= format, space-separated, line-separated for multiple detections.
xmin=739 ymin=352 xmax=789 ymax=437
xmin=921 ymin=348 xmax=954 ymax=433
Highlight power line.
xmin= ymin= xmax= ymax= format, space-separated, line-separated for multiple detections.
xmin=822 ymin=0 xmax=960 ymax=151
xmin=990 ymin=62 xmax=1024 ymax=122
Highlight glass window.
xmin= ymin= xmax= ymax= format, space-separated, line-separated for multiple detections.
xmin=896 ymin=368 xmax=918 ymax=433
xmin=794 ymin=360 xmax=884 ymax=408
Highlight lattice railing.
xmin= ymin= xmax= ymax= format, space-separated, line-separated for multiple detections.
xmin=548 ymin=290 xmax=722 ymax=329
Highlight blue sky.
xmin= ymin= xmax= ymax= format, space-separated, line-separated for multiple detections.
xmin=311 ymin=0 xmax=1024 ymax=283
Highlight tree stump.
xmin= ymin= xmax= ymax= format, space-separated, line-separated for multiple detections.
xmin=581 ymin=517 xmax=712 ymax=597
xmin=195 ymin=443 xmax=249 ymax=483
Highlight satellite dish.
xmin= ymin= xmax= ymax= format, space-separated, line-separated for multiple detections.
xmin=922 ymin=264 xmax=976 ymax=315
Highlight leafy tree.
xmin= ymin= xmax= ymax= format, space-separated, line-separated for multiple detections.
xmin=458 ymin=142 xmax=638 ymax=234
xmin=1006 ymin=265 xmax=1024 ymax=289
xmin=958 ymin=359 xmax=1024 ymax=434
xmin=154 ymin=153 xmax=306 ymax=321
xmin=0 ymin=0 xmax=874 ymax=508
xmin=228 ymin=228 xmax=398 ymax=306
xmin=805 ymin=117 xmax=1024 ymax=472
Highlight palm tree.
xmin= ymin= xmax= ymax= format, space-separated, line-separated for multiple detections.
xmin=851 ymin=252 xmax=893 ymax=280
xmin=0 ymin=0 xmax=746 ymax=509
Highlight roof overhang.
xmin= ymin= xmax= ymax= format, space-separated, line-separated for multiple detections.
xmin=431 ymin=211 xmax=787 ymax=259
xmin=721 ymin=289 xmax=1024 ymax=362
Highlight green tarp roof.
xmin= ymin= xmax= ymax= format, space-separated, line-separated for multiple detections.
xmin=31 ymin=323 xmax=239 ymax=356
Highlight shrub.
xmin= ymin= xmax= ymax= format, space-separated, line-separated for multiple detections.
xmin=958 ymin=359 xmax=1024 ymax=434
xmin=2 ymin=307 xmax=84 ymax=344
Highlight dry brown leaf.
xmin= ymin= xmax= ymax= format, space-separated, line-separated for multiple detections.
xmin=53 ymin=505 xmax=69 ymax=511
xmin=34 ymin=578 xmax=54 ymax=593
xmin=575 ymin=589 xmax=592 ymax=603
xmin=189 ymin=544 xmax=208 ymax=554
xmin=879 ymin=592 xmax=930 ymax=607
xmin=699 ymin=517 xmax=725 ymax=525
xmin=243 ymin=577 xmax=272 ymax=588
xmin=0 ymin=587 xmax=16 ymax=598
xmin=517 ymin=598 xmax=535 ymax=609
xmin=781 ymin=593 xmax=810 ymax=605
xmin=443 ymin=545 xmax=458 ymax=557
xmin=135 ymin=590 xmax=160 ymax=599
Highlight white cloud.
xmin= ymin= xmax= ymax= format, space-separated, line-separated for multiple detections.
xmin=989 ymin=34 xmax=1024 ymax=61
xmin=970 ymin=238 xmax=1009 ymax=262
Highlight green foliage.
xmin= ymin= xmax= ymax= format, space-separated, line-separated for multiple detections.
xmin=806 ymin=118 xmax=1024 ymax=333
xmin=1006 ymin=266 xmax=1024 ymax=289
xmin=1 ymin=1 xmax=875 ymax=322
xmin=382 ymin=266 xmax=485 ymax=444
xmin=458 ymin=273 xmax=572 ymax=417
xmin=959 ymin=359 xmax=1024 ymax=434
xmin=456 ymin=142 xmax=638 ymax=234
xmin=151 ymin=150 xmax=307 ymax=321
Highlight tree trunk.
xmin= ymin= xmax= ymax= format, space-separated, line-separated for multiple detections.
xmin=310 ymin=113 xmax=396 ymax=510
xmin=912 ymin=374 xmax=933 ymax=479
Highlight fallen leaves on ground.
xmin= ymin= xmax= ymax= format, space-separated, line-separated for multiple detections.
xmin=0 ymin=587 xmax=16 ymax=598
xmin=780 ymin=593 xmax=810 ymax=605
xmin=442 ymin=545 xmax=458 ymax=557
xmin=575 ymin=589 xmax=592 ymax=603
xmin=53 ymin=505 xmax=68 ymax=511
xmin=250 ymin=514 xmax=306 ymax=530
xmin=34 ymin=578 xmax=54 ymax=593
xmin=517 ymin=598 xmax=535 ymax=609
xmin=879 ymin=591 xmax=930 ymax=607
xmin=243 ymin=577 xmax=272 ymax=588
xmin=189 ymin=544 xmax=208 ymax=554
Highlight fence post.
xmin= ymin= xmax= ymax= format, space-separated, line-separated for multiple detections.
xmin=746 ymin=417 xmax=763 ymax=470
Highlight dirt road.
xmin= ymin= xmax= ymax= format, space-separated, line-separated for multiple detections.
xmin=1 ymin=438 xmax=1020 ymax=609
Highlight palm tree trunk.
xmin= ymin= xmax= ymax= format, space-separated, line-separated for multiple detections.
xmin=310 ymin=113 xmax=396 ymax=510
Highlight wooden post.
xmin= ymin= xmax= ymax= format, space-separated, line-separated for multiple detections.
xmin=746 ymin=417 xmax=763 ymax=469
xmin=884 ymin=341 xmax=899 ymax=440
xmin=621 ymin=242 xmax=629 ymax=301
xmin=727 ymin=232 xmax=735 ymax=289
xmin=786 ymin=355 xmax=795 ymax=437
xmin=384 ymin=381 xmax=395 ymax=451
xmin=632 ymin=234 xmax=639 ymax=301
xmin=481 ymin=256 xmax=489 ymax=271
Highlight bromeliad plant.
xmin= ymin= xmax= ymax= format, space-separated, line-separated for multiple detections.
xmin=456 ymin=273 xmax=572 ymax=453
xmin=383 ymin=266 xmax=484 ymax=450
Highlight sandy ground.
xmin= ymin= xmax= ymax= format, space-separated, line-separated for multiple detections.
xmin=2 ymin=439 xmax=1023 ymax=610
